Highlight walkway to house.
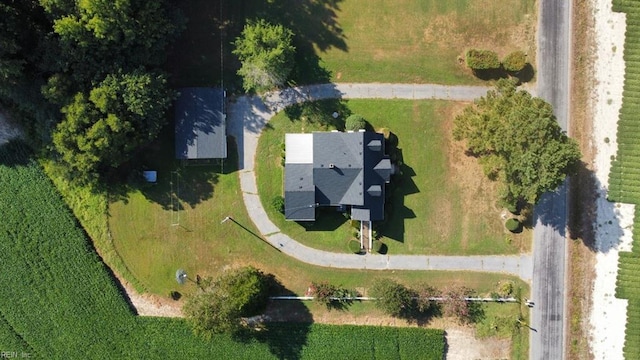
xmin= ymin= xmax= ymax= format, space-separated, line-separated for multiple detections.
xmin=228 ymin=83 xmax=533 ymax=282
xmin=361 ymin=221 xmax=371 ymax=253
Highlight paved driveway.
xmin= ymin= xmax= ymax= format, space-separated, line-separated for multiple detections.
xmin=227 ymin=83 xmax=533 ymax=281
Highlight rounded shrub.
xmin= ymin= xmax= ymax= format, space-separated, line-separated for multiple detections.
xmin=465 ymin=49 xmax=501 ymax=70
xmin=271 ymin=195 xmax=285 ymax=214
xmin=348 ymin=240 xmax=363 ymax=254
xmin=502 ymin=51 xmax=527 ymax=73
xmin=505 ymin=218 xmax=521 ymax=232
xmin=345 ymin=114 xmax=367 ymax=131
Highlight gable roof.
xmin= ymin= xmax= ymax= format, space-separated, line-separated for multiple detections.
xmin=175 ymin=87 xmax=227 ymax=159
xmin=284 ymin=131 xmax=392 ymax=222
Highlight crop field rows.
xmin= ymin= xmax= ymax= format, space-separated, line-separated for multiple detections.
xmin=611 ymin=2 xmax=640 ymax=359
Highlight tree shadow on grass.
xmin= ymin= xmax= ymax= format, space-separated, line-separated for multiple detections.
xmin=241 ymin=0 xmax=348 ymax=54
xmin=226 ymin=0 xmax=347 ymax=87
xmin=472 ymin=68 xmax=509 ymax=81
xmin=107 ymin=126 xmax=239 ymax=211
xmin=284 ymin=98 xmax=351 ymax=130
xmin=513 ymin=63 xmax=535 ymax=84
xmin=236 ymin=277 xmax=313 ymax=360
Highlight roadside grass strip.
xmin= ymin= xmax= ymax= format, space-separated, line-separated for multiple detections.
xmin=611 ymin=2 xmax=640 ymax=358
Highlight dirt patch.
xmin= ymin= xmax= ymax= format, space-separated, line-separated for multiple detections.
xmin=445 ymin=327 xmax=510 ymax=360
xmin=114 ymin=272 xmax=183 ymax=318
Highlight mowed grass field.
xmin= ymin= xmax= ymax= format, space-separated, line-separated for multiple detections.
xmin=317 ymin=0 xmax=537 ymax=84
xmin=256 ymin=100 xmax=531 ymax=255
xmin=166 ymin=0 xmax=537 ymax=87
xmin=107 ymin=123 xmax=527 ymax=299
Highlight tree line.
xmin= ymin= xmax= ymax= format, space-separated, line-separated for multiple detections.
xmin=0 ymin=0 xmax=183 ymax=185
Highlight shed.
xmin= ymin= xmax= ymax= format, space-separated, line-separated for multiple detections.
xmin=175 ymin=88 xmax=227 ymax=159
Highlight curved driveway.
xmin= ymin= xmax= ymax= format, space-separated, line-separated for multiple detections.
xmin=227 ymin=83 xmax=533 ymax=281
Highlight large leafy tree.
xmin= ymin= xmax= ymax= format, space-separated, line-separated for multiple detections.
xmin=453 ymin=79 xmax=581 ymax=205
xmin=233 ymin=19 xmax=295 ymax=93
xmin=52 ymin=70 xmax=172 ymax=184
xmin=183 ymin=267 xmax=271 ymax=338
xmin=49 ymin=0 xmax=182 ymax=85
xmin=0 ymin=0 xmax=183 ymax=157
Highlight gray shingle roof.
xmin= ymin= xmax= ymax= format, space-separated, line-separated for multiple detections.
xmin=175 ymin=88 xmax=227 ymax=159
xmin=284 ymin=131 xmax=392 ymax=222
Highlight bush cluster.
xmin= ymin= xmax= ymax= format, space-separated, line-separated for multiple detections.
xmin=465 ymin=49 xmax=501 ymax=70
xmin=345 ymin=114 xmax=367 ymax=131
xmin=465 ymin=49 xmax=528 ymax=73
xmin=502 ymin=51 xmax=527 ymax=72
xmin=505 ymin=218 xmax=521 ymax=232
xmin=271 ymin=195 xmax=285 ymax=214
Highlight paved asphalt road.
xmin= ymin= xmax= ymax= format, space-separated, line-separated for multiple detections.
xmin=531 ymin=1 xmax=572 ymax=359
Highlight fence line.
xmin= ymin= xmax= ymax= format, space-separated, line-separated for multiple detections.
xmin=269 ymin=296 xmax=518 ymax=303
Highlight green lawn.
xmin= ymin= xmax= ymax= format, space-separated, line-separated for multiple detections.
xmin=104 ymin=121 xmax=527 ymax=299
xmin=256 ymin=100 xmax=531 ymax=255
xmin=314 ymin=0 xmax=537 ymax=84
xmin=167 ymin=0 xmax=537 ymax=88
xmin=1 ymin=141 xmax=453 ymax=359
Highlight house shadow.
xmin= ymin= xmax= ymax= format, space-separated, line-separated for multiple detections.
xmin=237 ymin=277 xmax=313 ymax=360
xmin=379 ymin=148 xmax=418 ymax=243
xmin=297 ymin=209 xmax=349 ymax=232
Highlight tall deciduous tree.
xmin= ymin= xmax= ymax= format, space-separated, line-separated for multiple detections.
xmin=52 ymin=70 xmax=172 ymax=184
xmin=453 ymin=79 xmax=581 ymax=206
xmin=183 ymin=267 xmax=271 ymax=338
xmin=50 ymin=0 xmax=183 ymax=85
xmin=233 ymin=19 xmax=295 ymax=93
